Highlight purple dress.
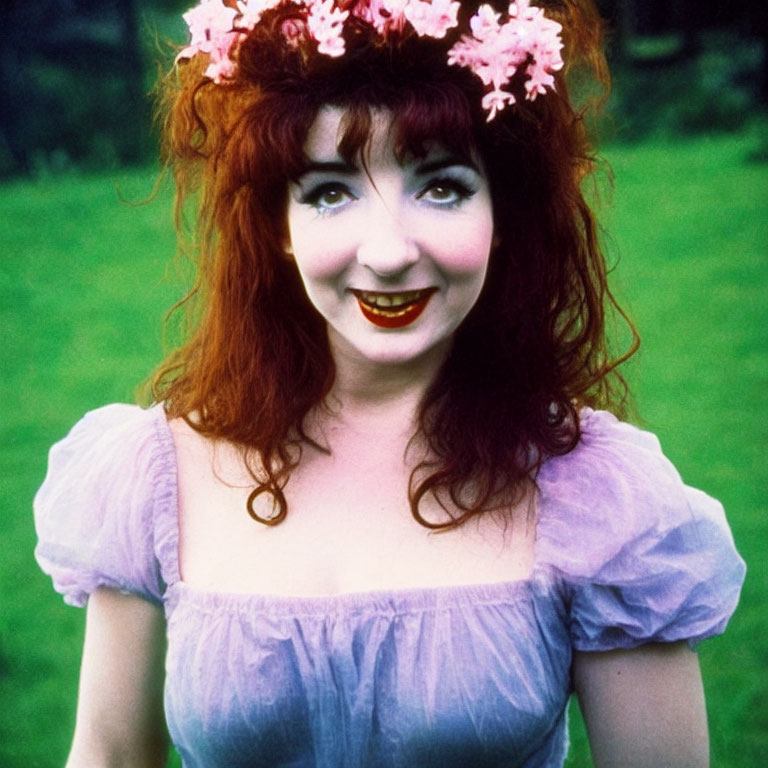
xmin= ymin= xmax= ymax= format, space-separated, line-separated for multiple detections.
xmin=34 ymin=404 xmax=745 ymax=767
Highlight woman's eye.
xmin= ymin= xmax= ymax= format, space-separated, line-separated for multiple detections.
xmin=418 ymin=179 xmax=474 ymax=207
xmin=302 ymin=183 xmax=355 ymax=212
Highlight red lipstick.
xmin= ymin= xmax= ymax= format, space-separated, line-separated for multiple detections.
xmin=353 ymin=289 xmax=437 ymax=329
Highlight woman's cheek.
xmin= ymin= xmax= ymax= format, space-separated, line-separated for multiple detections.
xmin=290 ymin=226 xmax=353 ymax=280
xmin=440 ymin=229 xmax=494 ymax=275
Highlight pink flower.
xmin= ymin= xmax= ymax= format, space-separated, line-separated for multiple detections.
xmin=308 ymin=0 xmax=349 ymax=58
xmin=176 ymin=0 xmax=563 ymax=113
xmin=176 ymin=0 xmax=241 ymax=76
xmin=317 ymin=32 xmax=345 ymax=57
xmin=446 ymin=38 xmax=475 ymax=68
xmin=204 ymin=28 xmax=243 ymax=82
xmin=236 ymin=0 xmax=286 ymax=29
xmin=524 ymin=62 xmax=556 ymax=100
xmin=236 ymin=0 xmax=263 ymax=29
xmin=354 ymin=0 xmax=410 ymax=34
xmin=204 ymin=53 xmax=235 ymax=82
xmin=508 ymin=0 xmax=536 ymax=22
xmin=482 ymin=88 xmax=516 ymax=121
xmin=469 ymin=4 xmax=501 ymax=39
xmin=449 ymin=0 xmax=562 ymax=119
xmin=404 ymin=0 xmax=460 ymax=39
xmin=281 ymin=17 xmax=309 ymax=48
xmin=181 ymin=0 xmax=238 ymax=51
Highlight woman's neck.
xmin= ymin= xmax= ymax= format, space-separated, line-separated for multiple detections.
xmin=320 ymin=334 xmax=450 ymax=436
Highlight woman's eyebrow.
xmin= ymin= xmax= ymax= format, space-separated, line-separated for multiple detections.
xmin=415 ymin=155 xmax=479 ymax=175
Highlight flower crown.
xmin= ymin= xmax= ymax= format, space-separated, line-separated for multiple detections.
xmin=177 ymin=0 xmax=564 ymax=121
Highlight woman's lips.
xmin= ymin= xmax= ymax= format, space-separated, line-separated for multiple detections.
xmin=352 ymin=288 xmax=437 ymax=329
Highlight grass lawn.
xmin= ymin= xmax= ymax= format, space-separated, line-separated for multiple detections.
xmin=1 ymin=129 xmax=766 ymax=767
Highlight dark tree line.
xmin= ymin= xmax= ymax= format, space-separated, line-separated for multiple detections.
xmin=0 ymin=0 xmax=765 ymax=176
xmin=0 ymin=0 xmax=184 ymax=175
xmin=598 ymin=0 xmax=766 ymax=67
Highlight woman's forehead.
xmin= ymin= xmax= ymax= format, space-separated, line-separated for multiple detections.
xmin=302 ymin=105 xmax=476 ymax=168
xmin=303 ymin=107 xmax=352 ymax=158
xmin=303 ymin=106 xmax=390 ymax=159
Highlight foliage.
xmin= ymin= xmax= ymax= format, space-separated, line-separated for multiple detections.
xmin=605 ymin=32 xmax=765 ymax=141
xmin=1 ymin=1 xmax=765 ymax=176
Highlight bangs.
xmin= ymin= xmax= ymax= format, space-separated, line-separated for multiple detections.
xmin=268 ymin=84 xmax=483 ymax=186
xmin=332 ymin=85 xmax=479 ymax=167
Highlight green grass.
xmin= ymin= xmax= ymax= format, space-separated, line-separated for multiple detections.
xmin=1 ymin=129 xmax=766 ymax=767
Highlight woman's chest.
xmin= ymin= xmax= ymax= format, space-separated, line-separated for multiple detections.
xmin=166 ymin=423 xmax=569 ymax=766
xmin=163 ymin=579 xmax=572 ymax=768
xmin=173 ymin=424 xmax=536 ymax=597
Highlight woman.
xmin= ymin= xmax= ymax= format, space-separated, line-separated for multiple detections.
xmin=35 ymin=1 xmax=745 ymax=766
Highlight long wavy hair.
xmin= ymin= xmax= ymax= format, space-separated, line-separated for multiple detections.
xmin=152 ymin=0 xmax=638 ymax=529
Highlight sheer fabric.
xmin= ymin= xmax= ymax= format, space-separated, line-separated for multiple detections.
xmin=35 ymin=404 xmax=745 ymax=767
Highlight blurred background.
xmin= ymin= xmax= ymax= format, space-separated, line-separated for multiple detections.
xmin=1 ymin=0 xmax=766 ymax=175
xmin=1 ymin=1 xmax=766 ymax=766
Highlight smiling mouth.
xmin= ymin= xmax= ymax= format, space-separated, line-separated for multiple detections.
xmin=352 ymin=289 xmax=437 ymax=329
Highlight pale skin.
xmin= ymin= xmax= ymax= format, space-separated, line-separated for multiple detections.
xmin=64 ymin=110 xmax=710 ymax=767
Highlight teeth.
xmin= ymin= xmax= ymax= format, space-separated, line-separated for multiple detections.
xmin=358 ymin=290 xmax=426 ymax=310
xmin=365 ymin=304 xmax=413 ymax=318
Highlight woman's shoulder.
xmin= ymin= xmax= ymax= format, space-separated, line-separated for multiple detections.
xmin=34 ymin=402 xmax=179 ymax=607
xmin=536 ymin=407 xmax=740 ymax=571
xmin=537 ymin=408 xmax=696 ymax=538
xmin=535 ymin=408 xmax=745 ymax=650
xmin=541 ymin=407 xmax=680 ymax=482
xmin=42 ymin=401 xmax=170 ymax=456
xmin=38 ymin=402 xmax=176 ymax=504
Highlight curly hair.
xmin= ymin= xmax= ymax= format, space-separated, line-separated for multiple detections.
xmin=152 ymin=0 xmax=638 ymax=529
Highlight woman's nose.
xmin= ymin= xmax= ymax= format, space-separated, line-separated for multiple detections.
xmin=355 ymin=203 xmax=419 ymax=277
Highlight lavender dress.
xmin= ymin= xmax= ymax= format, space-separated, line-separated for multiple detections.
xmin=34 ymin=404 xmax=745 ymax=767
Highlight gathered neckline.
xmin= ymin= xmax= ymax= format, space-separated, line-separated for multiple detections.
xmin=165 ymin=573 xmax=552 ymax=617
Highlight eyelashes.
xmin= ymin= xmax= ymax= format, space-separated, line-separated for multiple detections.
xmin=297 ymin=174 xmax=478 ymax=215
xmin=298 ymin=182 xmax=357 ymax=214
xmin=417 ymin=177 xmax=476 ymax=208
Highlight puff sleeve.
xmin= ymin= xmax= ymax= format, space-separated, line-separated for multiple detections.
xmin=537 ymin=409 xmax=746 ymax=651
xmin=34 ymin=403 xmax=177 ymax=607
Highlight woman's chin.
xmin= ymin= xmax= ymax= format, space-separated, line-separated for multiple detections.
xmin=327 ymin=326 xmax=453 ymax=370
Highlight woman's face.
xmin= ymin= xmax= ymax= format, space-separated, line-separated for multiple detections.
xmin=286 ymin=106 xmax=494 ymax=366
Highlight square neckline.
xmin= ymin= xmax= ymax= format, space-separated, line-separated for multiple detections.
xmin=150 ymin=403 xmax=554 ymax=611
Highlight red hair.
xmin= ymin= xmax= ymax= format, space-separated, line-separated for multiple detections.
xmin=152 ymin=0 xmax=637 ymax=528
